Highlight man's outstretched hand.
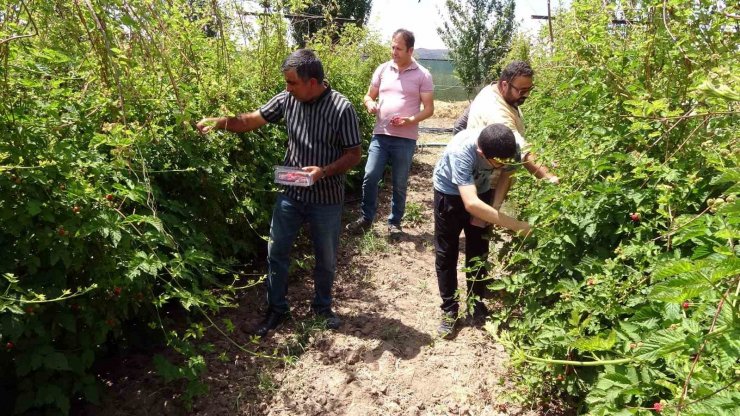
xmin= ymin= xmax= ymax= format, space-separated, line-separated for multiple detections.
xmin=196 ymin=117 xmax=221 ymax=134
xmin=517 ymin=223 xmax=533 ymax=239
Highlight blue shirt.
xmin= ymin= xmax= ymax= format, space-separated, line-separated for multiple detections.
xmin=433 ymin=128 xmax=521 ymax=195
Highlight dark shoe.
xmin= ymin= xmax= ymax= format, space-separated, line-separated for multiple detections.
xmin=388 ymin=223 xmax=403 ymax=238
xmin=255 ymin=311 xmax=288 ymax=337
xmin=472 ymin=302 xmax=489 ymax=325
xmin=437 ymin=311 xmax=458 ymax=339
xmin=315 ymin=309 xmax=342 ymax=330
xmin=346 ymin=217 xmax=372 ymax=233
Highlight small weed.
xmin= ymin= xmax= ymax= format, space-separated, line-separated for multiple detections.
xmin=404 ymin=202 xmax=425 ymax=226
xmin=282 ymin=317 xmax=326 ymax=358
xmin=290 ymin=253 xmax=315 ymax=273
xmin=257 ymin=372 xmax=278 ymax=393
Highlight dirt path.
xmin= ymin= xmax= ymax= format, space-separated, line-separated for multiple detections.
xmin=244 ymin=142 xmax=532 ymax=416
xmin=76 ymin=103 xmax=540 ymax=416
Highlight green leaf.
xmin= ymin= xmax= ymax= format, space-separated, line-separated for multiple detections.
xmin=56 ymin=312 xmax=76 ymax=333
xmin=222 ymin=318 xmax=235 ymax=334
xmin=30 ymin=351 xmax=44 ymax=371
xmin=653 ymin=259 xmax=696 ymax=280
xmin=712 ymin=245 xmax=733 ymax=256
xmin=713 ymin=334 xmax=740 ymax=373
xmin=81 ymin=348 xmax=95 ymax=369
xmin=123 ymin=214 xmax=165 ymax=234
xmin=44 ymin=352 xmax=70 ymax=371
xmin=571 ymin=330 xmax=617 ymax=352
xmin=692 ymin=245 xmax=714 ymax=259
xmin=153 ymin=354 xmax=181 ymax=383
xmin=26 ymin=200 xmax=42 ymax=216
xmin=2 ymin=273 xmax=19 ymax=283
xmin=563 ymin=234 xmax=576 ymax=246
xmin=120 ymin=14 xmax=138 ymax=28
xmin=76 ymin=374 xmax=101 ymax=404
xmin=602 ymin=371 xmax=631 ymax=387
xmin=637 ymin=328 xmax=687 ymax=361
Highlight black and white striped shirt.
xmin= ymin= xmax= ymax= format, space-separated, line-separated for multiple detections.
xmin=260 ymin=84 xmax=361 ymax=205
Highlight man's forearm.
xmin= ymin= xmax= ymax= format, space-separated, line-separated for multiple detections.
xmin=363 ymin=87 xmax=379 ymax=112
xmin=363 ymin=94 xmax=376 ymax=104
xmin=212 ymin=111 xmax=266 ymax=133
xmin=409 ymin=104 xmax=434 ymax=124
xmin=491 ymin=171 xmax=513 ymax=209
xmin=467 ymin=199 xmax=528 ymax=232
xmin=322 ymin=146 xmax=361 ymax=177
xmin=523 ymin=152 xmax=556 ymax=180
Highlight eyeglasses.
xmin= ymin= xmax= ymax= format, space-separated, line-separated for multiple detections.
xmin=487 ymin=157 xmax=507 ymax=168
xmin=507 ymin=83 xmax=535 ymax=95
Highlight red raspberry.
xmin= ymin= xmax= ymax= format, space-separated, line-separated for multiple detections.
xmin=653 ymin=402 xmax=663 ymax=412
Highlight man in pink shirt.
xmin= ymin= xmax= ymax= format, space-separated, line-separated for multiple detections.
xmin=347 ymin=29 xmax=435 ymax=237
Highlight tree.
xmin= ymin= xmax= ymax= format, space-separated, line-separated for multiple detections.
xmin=288 ymin=0 xmax=373 ymax=47
xmin=438 ymin=0 xmax=516 ymax=96
xmin=490 ymin=32 xmax=531 ymax=80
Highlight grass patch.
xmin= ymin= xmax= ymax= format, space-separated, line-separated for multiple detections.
xmin=359 ymin=229 xmax=390 ymax=255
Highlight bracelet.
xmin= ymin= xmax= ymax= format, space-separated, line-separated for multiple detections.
xmin=321 ymin=167 xmax=327 ymax=178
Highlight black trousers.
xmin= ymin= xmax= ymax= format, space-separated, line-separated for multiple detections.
xmin=434 ymin=189 xmax=493 ymax=314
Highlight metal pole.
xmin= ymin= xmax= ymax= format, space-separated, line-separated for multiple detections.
xmin=547 ymin=0 xmax=554 ymax=46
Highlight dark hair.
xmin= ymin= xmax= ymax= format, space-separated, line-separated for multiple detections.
xmin=499 ymin=61 xmax=534 ymax=83
xmin=281 ymin=49 xmax=324 ymax=82
xmin=478 ymin=124 xmax=516 ymax=159
xmin=392 ymin=29 xmax=415 ymax=49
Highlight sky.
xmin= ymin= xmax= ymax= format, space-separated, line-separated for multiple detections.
xmin=367 ymin=0 xmax=570 ymax=49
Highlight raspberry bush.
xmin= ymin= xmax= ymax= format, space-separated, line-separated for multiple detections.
xmin=0 ymin=1 xmax=383 ymax=413
xmin=489 ymin=1 xmax=739 ymax=414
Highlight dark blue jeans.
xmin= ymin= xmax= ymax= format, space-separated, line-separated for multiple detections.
xmin=267 ymin=194 xmax=343 ymax=314
xmin=360 ymin=134 xmax=417 ymax=225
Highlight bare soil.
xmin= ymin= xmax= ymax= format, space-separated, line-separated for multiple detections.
xmin=73 ymin=105 xmax=543 ymax=416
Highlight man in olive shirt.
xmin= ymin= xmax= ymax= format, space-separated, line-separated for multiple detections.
xmin=463 ymin=61 xmax=559 ymax=213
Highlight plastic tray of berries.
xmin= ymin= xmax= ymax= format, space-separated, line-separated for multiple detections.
xmin=274 ymin=166 xmax=314 ymax=187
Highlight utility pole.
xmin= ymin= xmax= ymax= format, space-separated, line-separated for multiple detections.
xmin=547 ymin=0 xmax=554 ymax=46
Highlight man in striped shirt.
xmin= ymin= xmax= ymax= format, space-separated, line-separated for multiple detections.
xmin=196 ymin=49 xmax=362 ymax=337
